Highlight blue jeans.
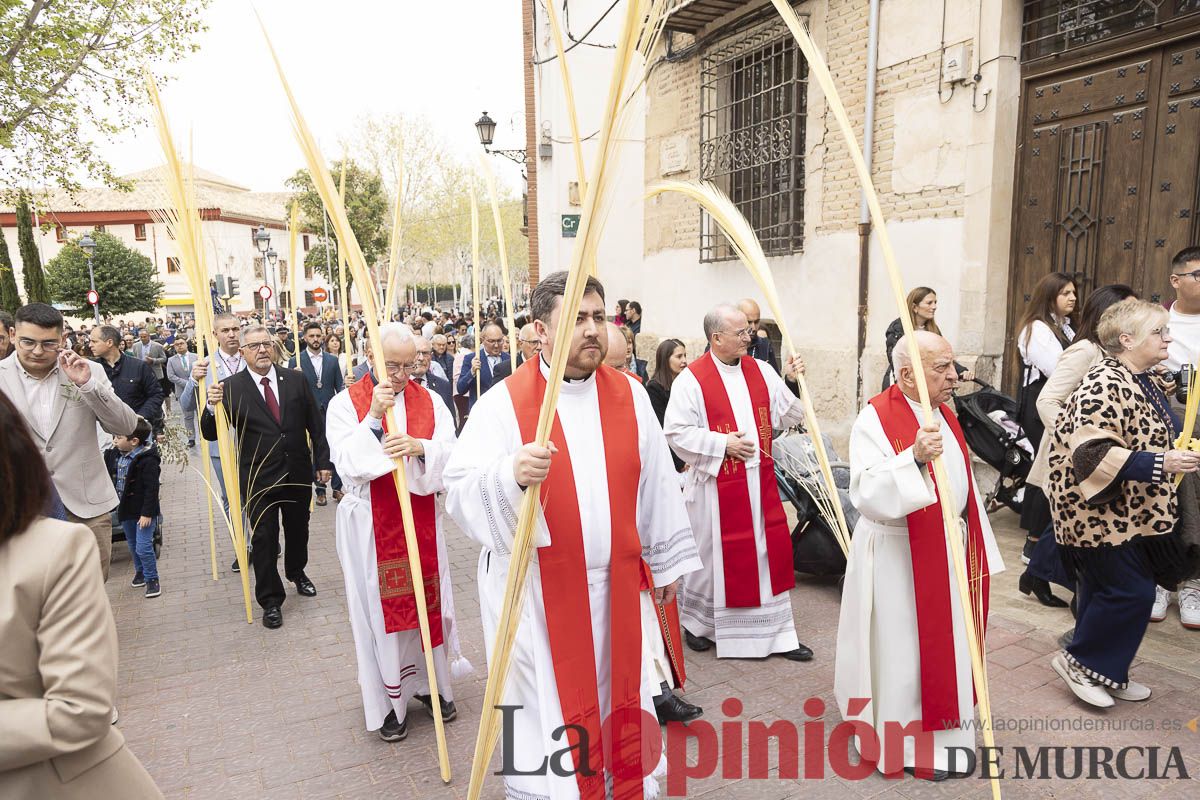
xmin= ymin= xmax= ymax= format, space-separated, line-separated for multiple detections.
xmin=122 ymin=518 xmax=158 ymax=581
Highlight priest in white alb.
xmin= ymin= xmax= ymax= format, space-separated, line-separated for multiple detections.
xmin=444 ymin=271 xmax=702 ymax=800
xmin=326 ymin=322 xmax=468 ymax=743
xmin=836 ymin=330 xmax=1004 ymax=780
xmin=663 ymin=302 xmax=812 ymax=661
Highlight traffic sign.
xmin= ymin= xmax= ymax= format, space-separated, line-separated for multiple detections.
xmin=258 ymin=285 xmax=273 ymax=301
xmin=312 ymin=287 xmax=328 ymax=303
xmin=86 ymin=289 xmax=99 ymax=305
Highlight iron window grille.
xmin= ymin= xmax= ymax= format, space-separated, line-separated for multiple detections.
xmin=699 ymin=14 xmax=807 ymax=262
xmin=1021 ymin=1 xmax=1200 ymax=62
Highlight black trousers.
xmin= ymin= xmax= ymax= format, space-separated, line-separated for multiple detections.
xmin=247 ymin=485 xmax=311 ymax=609
xmin=1066 ymin=543 xmax=1155 ymax=688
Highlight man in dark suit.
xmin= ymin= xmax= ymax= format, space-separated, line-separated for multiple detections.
xmin=456 ymin=322 xmax=510 ymax=409
xmin=412 ymin=335 xmax=454 ymax=412
xmin=491 ymin=323 xmax=541 ymax=381
xmin=88 ymin=325 xmax=164 ymax=429
xmin=288 ymin=322 xmax=345 ymax=505
xmin=200 ymin=324 xmax=331 ymax=629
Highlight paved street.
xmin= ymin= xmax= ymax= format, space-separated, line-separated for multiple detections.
xmin=107 ymin=445 xmax=1200 ymax=799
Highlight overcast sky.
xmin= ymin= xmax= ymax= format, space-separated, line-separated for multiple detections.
xmin=98 ymin=0 xmax=526 ymax=192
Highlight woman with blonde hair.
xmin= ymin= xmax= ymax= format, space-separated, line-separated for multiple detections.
xmin=1046 ymin=298 xmax=1197 ymax=707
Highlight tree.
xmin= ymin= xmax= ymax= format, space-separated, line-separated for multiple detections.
xmin=286 ymin=159 xmax=389 ymax=291
xmin=0 ymin=1 xmax=210 ymax=197
xmin=15 ymin=191 xmax=48 ymax=303
xmin=0 ymin=230 xmax=20 ymax=312
xmin=45 ymin=231 xmax=163 ymax=317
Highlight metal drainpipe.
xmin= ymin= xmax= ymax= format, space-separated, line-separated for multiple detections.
xmin=855 ymin=0 xmax=881 ymax=408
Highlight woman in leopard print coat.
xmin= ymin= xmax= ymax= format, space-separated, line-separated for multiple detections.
xmin=1046 ymin=299 xmax=1199 ymax=708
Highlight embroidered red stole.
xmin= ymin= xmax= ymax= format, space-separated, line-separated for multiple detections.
xmin=868 ymin=384 xmax=991 ymax=731
xmin=508 ymin=360 xmax=645 ymax=800
xmin=690 ymin=353 xmax=794 ymax=608
xmin=348 ymin=375 xmax=442 ymax=645
xmin=640 ymin=560 xmax=686 ymax=688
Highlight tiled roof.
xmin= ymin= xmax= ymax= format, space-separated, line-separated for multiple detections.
xmin=3 ymin=166 xmax=291 ymax=223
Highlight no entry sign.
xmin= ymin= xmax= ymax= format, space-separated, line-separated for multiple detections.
xmin=312 ymin=287 xmax=328 ymax=302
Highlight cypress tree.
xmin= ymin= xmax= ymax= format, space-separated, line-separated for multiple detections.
xmin=16 ymin=191 xmax=50 ymax=304
xmin=0 ymin=230 xmax=20 ymax=312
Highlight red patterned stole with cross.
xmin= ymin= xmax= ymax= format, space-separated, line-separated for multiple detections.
xmin=348 ymin=375 xmax=442 ymax=645
xmin=690 ymin=353 xmax=795 ymax=608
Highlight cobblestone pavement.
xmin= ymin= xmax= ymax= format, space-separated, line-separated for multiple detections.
xmin=107 ymin=446 xmax=1200 ymax=799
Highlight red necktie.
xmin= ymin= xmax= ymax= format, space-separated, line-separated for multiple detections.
xmin=260 ymin=376 xmax=281 ymax=424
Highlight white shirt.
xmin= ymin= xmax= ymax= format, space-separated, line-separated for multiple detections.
xmin=251 ymin=366 xmax=280 ymax=405
xmin=215 ymin=349 xmax=244 ymax=377
xmin=306 ymin=348 xmax=325 ymax=385
xmin=1166 ymin=302 xmax=1200 ymax=372
xmin=18 ymin=363 xmax=63 ymax=440
xmin=1017 ymin=317 xmax=1075 ymax=384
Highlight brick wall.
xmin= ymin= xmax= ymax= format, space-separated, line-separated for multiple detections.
xmin=645 ymin=0 xmax=966 ymax=250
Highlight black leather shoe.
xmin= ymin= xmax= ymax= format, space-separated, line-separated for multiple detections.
xmin=684 ymin=630 xmax=714 ymax=652
xmin=780 ymin=644 xmax=814 ymax=662
xmin=291 ymin=574 xmax=317 ymax=597
xmin=415 ymin=693 xmax=457 ymax=722
xmin=263 ymin=605 xmax=283 ymax=629
xmin=904 ymin=766 xmax=951 ymax=781
xmin=378 ymin=710 xmax=408 ymax=742
xmin=1019 ymin=572 xmax=1069 ymax=608
xmin=655 ymin=691 xmax=703 ymax=724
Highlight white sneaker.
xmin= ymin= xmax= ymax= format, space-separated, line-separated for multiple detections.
xmin=1178 ymin=584 xmax=1200 ymax=630
xmin=1109 ymin=679 xmax=1152 ymax=702
xmin=1151 ymin=585 xmax=1171 ymax=622
xmin=1051 ymin=652 xmax=1114 ymax=708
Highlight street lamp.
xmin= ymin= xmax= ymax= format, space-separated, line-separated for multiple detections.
xmin=254 ymin=225 xmax=271 ymax=317
xmin=80 ymin=233 xmax=99 ymax=324
xmin=475 ymin=110 xmax=526 ymax=167
xmin=265 ymin=247 xmax=279 ymax=321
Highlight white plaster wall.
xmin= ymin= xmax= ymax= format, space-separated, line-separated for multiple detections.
xmin=533 ymin=0 xmax=646 ymax=284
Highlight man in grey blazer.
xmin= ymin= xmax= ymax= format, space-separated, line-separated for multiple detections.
xmin=0 ymin=303 xmax=139 ymax=580
xmin=167 ymin=338 xmax=199 ymax=447
xmin=131 ymin=328 xmax=169 ymax=412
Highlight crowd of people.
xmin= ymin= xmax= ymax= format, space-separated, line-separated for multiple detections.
xmin=3 ymin=250 xmax=1200 ymax=796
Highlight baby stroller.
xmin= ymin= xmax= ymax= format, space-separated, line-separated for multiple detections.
xmin=773 ymin=433 xmax=859 ymax=577
xmin=953 ymin=378 xmax=1032 ymax=514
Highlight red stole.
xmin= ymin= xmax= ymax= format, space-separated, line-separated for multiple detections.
xmin=508 ymin=360 xmax=646 ymax=800
xmin=348 ymin=376 xmax=443 ymax=646
xmin=640 ymin=560 xmax=686 ymax=688
xmin=867 ymin=384 xmax=991 ymax=731
xmin=689 ymin=353 xmax=795 ymax=608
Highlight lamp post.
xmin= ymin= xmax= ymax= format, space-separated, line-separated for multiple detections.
xmin=254 ymin=225 xmax=271 ymax=318
xmin=80 ymin=233 xmax=99 ymax=324
xmin=266 ymin=247 xmax=279 ymax=321
xmin=475 ymin=111 xmax=527 ymax=167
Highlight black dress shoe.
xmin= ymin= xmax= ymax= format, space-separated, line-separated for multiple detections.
xmin=378 ymin=710 xmax=408 ymax=742
xmin=1019 ymin=572 xmax=1069 ymax=608
xmin=655 ymin=691 xmax=703 ymax=724
xmin=291 ymin=574 xmax=317 ymax=597
xmin=779 ymin=643 xmax=814 ymax=662
xmin=904 ymin=766 xmax=951 ymax=781
xmin=415 ymin=693 xmax=457 ymax=722
xmin=684 ymin=630 xmax=713 ymax=652
xmin=263 ymin=605 xmax=283 ymax=629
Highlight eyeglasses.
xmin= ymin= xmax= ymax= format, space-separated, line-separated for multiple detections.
xmin=384 ymin=362 xmax=416 ymax=375
xmin=519 ymin=339 xmax=542 ymax=347
xmin=242 ymin=341 xmax=274 ymax=351
xmin=718 ymin=328 xmax=753 ymax=340
xmin=483 ymin=337 xmax=505 ymax=345
xmin=1151 ymin=326 xmax=1171 ymax=339
xmin=17 ymin=337 xmax=61 ymax=352
xmin=1174 ymin=270 xmax=1200 ymax=283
